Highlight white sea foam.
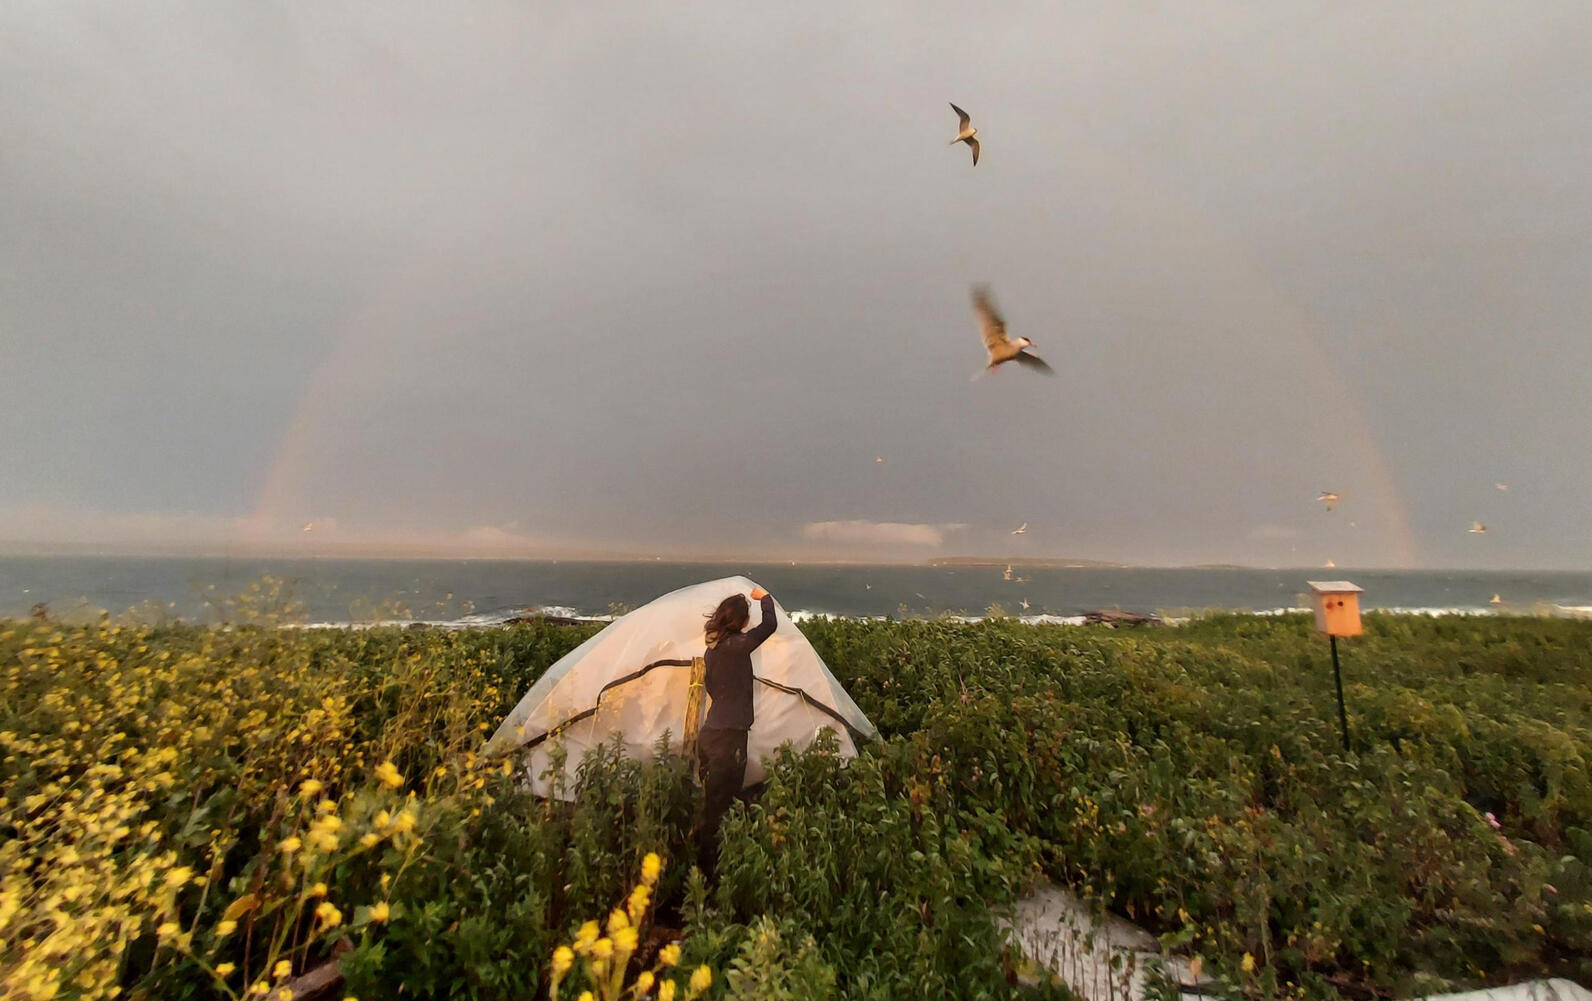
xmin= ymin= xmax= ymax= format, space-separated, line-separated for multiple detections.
xmin=290 ymin=603 xmax=1585 ymax=631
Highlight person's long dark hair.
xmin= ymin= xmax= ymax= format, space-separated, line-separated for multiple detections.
xmin=704 ymin=594 xmax=750 ymax=649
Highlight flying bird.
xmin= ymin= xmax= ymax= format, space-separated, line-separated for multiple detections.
xmin=875 ymin=456 xmax=885 ymax=464
xmin=1470 ymin=521 xmax=1488 ymax=534
xmin=948 ymin=102 xmax=979 ymax=165
xmin=1020 ymin=599 xmax=1031 ymax=611
xmin=1490 ymin=593 xmax=1502 ymax=605
xmin=1495 ymin=482 xmax=1509 ymax=491
xmin=1011 ymin=522 xmax=1028 ymax=535
xmin=972 ymin=287 xmax=1053 ymax=375
xmin=1317 ymin=491 xmax=1341 ymax=511
xmin=1003 ymin=564 xmax=1014 ymax=581
xmin=302 ymin=522 xmax=315 ymax=532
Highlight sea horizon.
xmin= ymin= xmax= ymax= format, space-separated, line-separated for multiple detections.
xmin=4 ymin=553 xmax=1590 ymax=625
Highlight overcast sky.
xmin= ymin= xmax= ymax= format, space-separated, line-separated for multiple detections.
xmin=3 ymin=2 xmax=1590 ymax=568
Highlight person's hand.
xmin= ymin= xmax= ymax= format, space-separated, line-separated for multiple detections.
xmin=750 ymin=586 xmax=768 ymax=600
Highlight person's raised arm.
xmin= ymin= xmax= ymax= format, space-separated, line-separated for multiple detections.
xmin=743 ymin=588 xmax=777 ymax=650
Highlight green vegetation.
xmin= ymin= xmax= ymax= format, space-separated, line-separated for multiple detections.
xmin=2 ymin=608 xmax=1588 ymax=999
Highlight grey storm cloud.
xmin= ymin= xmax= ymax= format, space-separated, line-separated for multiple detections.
xmin=2 ymin=2 xmax=1590 ymax=567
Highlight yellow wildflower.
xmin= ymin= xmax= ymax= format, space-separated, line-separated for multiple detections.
xmin=281 ymin=990 xmax=294 ymax=1001
xmin=641 ymin=852 xmax=662 ymax=885
xmin=636 ymin=971 xmax=655 ymax=992
xmin=590 ymin=937 xmax=613 ymax=959
xmin=274 ymin=960 xmax=293 ymax=980
xmin=374 ymin=760 xmax=404 ymax=789
xmin=369 ymin=901 xmax=389 ymax=923
xmin=573 ymin=919 xmax=600 ymax=952
xmin=164 ymin=866 xmax=194 ymax=888
xmin=658 ymin=943 xmax=681 ymax=966
xmin=688 ymin=965 xmax=712 ymax=997
xmin=374 ymin=809 xmax=392 ymax=829
xmin=315 ymin=901 xmax=343 ymax=927
xmin=657 ymin=982 xmax=676 ymax=1001
xmin=614 ymin=926 xmax=638 ymax=954
xmin=278 ymin=836 xmax=301 ymax=853
xmin=312 ymin=814 xmax=342 ymax=833
xmin=157 ymin=921 xmax=180 ymax=937
xmin=316 ymin=799 xmax=338 ymax=815
xmin=308 ymin=882 xmax=328 ymax=898
xmin=608 ymin=908 xmax=629 ymax=933
xmin=391 ymin=810 xmax=416 ymax=834
xmin=550 ymin=945 xmax=574 ymax=977
xmin=577 ymin=993 xmax=594 ymax=1001
xmin=215 ymin=962 xmax=236 ymax=977
xmin=250 ymin=982 xmax=271 ymax=995
xmin=627 ymin=884 xmax=652 ymax=923
xmin=310 ymin=830 xmax=340 ymax=852
xmin=360 ymin=833 xmax=380 ymax=848
xmin=1241 ymin=952 xmax=1256 ymax=973
xmin=217 ymin=919 xmax=237 ymax=936
xmin=299 ymin=779 xmax=323 ymax=797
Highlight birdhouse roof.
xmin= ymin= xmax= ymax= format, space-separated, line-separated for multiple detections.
xmin=1306 ymin=580 xmax=1364 ymax=594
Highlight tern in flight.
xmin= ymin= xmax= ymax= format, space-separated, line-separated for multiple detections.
xmin=1490 ymin=593 xmax=1503 ymax=605
xmin=948 ymin=103 xmax=979 ymax=165
xmin=972 ymin=287 xmax=1053 ymax=375
xmin=1317 ymin=491 xmax=1341 ymax=511
xmin=1470 ymin=521 xmax=1488 ymax=534
xmin=1011 ymin=522 xmax=1028 ymax=535
xmin=1495 ymin=482 xmax=1509 ymax=491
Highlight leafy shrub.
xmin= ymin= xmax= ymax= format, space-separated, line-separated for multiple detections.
xmin=2 ymin=608 xmax=1588 ymax=1000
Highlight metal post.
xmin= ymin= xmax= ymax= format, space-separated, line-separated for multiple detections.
xmin=1330 ymin=634 xmax=1349 ymax=752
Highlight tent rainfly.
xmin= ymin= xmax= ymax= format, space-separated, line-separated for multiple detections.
xmin=484 ymin=576 xmax=878 ymax=799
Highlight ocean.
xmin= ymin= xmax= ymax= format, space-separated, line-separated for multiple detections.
xmin=2 ymin=555 xmax=1589 ymax=625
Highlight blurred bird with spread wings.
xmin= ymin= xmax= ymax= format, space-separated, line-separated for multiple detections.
xmin=948 ymin=103 xmax=979 ymax=165
xmin=971 ymin=286 xmax=1052 ymax=376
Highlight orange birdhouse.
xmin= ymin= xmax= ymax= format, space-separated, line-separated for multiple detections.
xmin=1307 ymin=581 xmax=1364 ymax=637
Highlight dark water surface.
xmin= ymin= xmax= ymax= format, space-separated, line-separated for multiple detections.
xmin=2 ymin=556 xmax=1589 ymax=623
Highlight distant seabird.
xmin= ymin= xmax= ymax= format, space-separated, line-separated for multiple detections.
xmin=1020 ymin=599 xmax=1031 ymax=611
xmin=948 ymin=103 xmax=979 ymax=165
xmin=1470 ymin=521 xmax=1488 ymax=534
xmin=1011 ymin=522 xmax=1029 ymax=535
xmin=1490 ymin=593 xmax=1502 ymax=605
xmin=1317 ymin=491 xmax=1340 ymax=511
xmin=973 ymin=287 xmax=1053 ymax=375
xmin=1495 ymin=482 xmax=1509 ymax=491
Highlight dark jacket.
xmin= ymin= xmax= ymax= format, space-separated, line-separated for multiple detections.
xmin=702 ymin=593 xmax=776 ymax=731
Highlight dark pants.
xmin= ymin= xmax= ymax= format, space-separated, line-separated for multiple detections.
xmin=696 ymin=727 xmax=748 ymax=875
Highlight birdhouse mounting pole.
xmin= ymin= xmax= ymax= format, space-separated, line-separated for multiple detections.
xmin=1330 ymin=634 xmax=1349 ymax=752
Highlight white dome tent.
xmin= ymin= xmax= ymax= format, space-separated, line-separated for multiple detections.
xmin=484 ymin=576 xmax=878 ymax=799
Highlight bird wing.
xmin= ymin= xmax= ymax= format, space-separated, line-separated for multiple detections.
xmin=968 ymin=136 xmax=980 ymax=165
xmin=950 ymin=102 xmax=971 ymax=131
xmin=972 ymin=286 xmax=1009 ymax=352
xmin=1014 ymin=350 xmax=1054 ymax=374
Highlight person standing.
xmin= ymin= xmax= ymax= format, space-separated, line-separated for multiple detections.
xmin=697 ymin=585 xmax=776 ymax=875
